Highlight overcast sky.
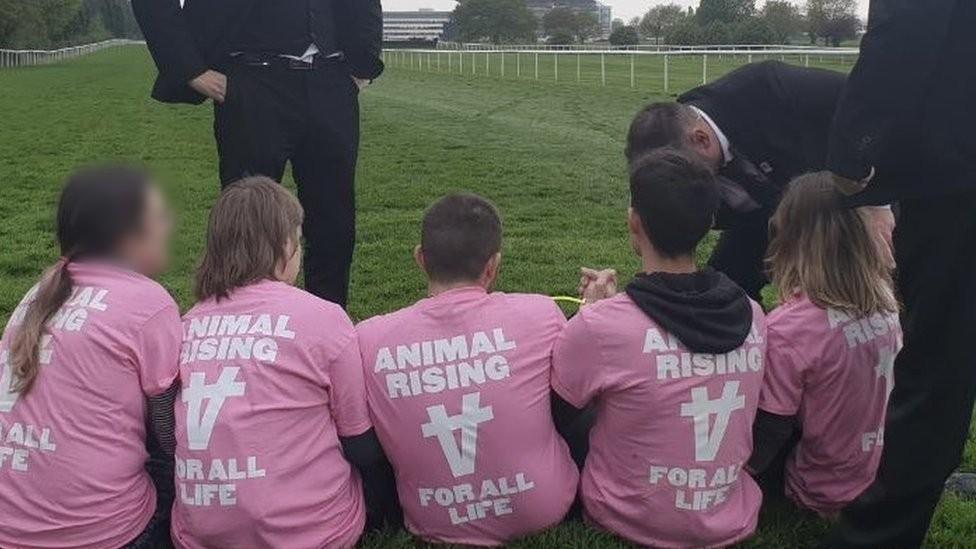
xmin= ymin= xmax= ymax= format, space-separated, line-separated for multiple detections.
xmin=383 ymin=0 xmax=870 ymax=24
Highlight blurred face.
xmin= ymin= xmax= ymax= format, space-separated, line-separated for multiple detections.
xmin=117 ymin=184 xmax=173 ymax=276
xmin=276 ymin=228 xmax=303 ymax=285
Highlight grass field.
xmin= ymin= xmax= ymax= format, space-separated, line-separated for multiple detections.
xmin=1 ymin=46 xmax=975 ymax=547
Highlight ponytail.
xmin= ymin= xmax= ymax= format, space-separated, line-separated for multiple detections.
xmin=9 ymin=258 xmax=74 ymax=394
xmin=7 ymin=164 xmax=152 ymax=394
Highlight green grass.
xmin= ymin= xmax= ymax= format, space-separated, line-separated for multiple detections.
xmin=0 ymin=46 xmax=973 ymax=547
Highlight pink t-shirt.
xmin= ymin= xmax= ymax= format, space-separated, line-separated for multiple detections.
xmin=356 ymin=287 xmax=579 ymax=546
xmin=552 ymin=293 xmax=766 ymax=549
xmin=172 ymin=280 xmax=371 ymax=549
xmin=0 ymin=262 xmax=182 ymax=549
xmin=759 ymin=295 xmax=901 ymax=514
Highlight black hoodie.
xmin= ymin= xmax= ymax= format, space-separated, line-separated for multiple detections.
xmin=625 ymin=268 xmax=753 ymax=354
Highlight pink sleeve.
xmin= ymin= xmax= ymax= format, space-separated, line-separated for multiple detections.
xmin=551 ymin=312 xmax=603 ymax=409
xmin=759 ymin=326 xmax=807 ymax=416
xmin=328 ymin=330 xmax=373 ymax=438
xmin=135 ymin=303 xmax=182 ymax=397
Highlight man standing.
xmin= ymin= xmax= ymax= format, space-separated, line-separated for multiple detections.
xmin=626 ymin=61 xmax=846 ymax=299
xmin=133 ymin=0 xmax=384 ymax=307
xmin=826 ymin=1 xmax=976 ymax=547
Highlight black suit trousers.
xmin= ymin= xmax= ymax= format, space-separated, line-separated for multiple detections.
xmin=214 ymin=61 xmax=360 ymax=307
xmin=828 ymin=191 xmax=976 ymax=548
xmin=708 ymin=208 xmax=771 ymax=301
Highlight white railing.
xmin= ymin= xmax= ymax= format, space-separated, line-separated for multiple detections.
xmin=436 ymin=41 xmax=849 ymax=52
xmin=0 ymin=39 xmax=143 ymax=69
xmin=382 ymin=47 xmax=859 ymax=92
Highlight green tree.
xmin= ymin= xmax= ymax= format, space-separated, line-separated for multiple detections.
xmin=696 ymin=0 xmax=755 ymax=25
xmin=611 ymin=18 xmax=625 ymax=32
xmin=453 ymin=0 xmax=538 ymax=44
xmin=806 ymin=0 xmax=860 ymax=46
xmin=542 ymin=7 xmax=599 ymax=44
xmin=761 ymin=0 xmax=802 ymax=43
xmin=609 ymin=25 xmax=639 ymax=45
xmin=665 ymin=19 xmax=704 ymax=44
xmin=638 ymin=3 xmax=687 ymax=41
xmin=731 ymin=18 xmax=774 ymax=44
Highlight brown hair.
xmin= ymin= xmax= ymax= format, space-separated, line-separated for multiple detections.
xmin=10 ymin=165 xmax=153 ymax=394
xmin=195 ymin=177 xmax=304 ymax=301
xmin=766 ymin=172 xmax=897 ymax=317
xmin=630 ymin=148 xmax=719 ymax=258
xmin=421 ymin=193 xmax=502 ymax=284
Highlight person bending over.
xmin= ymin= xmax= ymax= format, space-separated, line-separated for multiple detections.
xmin=355 ymin=193 xmax=579 ymax=546
xmin=748 ymin=173 xmax=902 ymax=517
xmin=552 ymin=149 xmax=767 ymax=548
xmin=171 ymin=178 xmax=385 ymax=549
xmin=0 ymin=166 xmax=181 ymax=549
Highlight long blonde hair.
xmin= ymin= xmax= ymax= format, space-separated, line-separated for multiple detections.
xmin=766 ymin=172 xmax=897 ymax=316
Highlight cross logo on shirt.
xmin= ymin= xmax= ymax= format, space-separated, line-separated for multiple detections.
xmin=876 ymin=347 xmax=896 ymax=399
xmin=680 ymin=381 xmax=746 ymax=462
xmin=0 ymin=337 xmax=53 ymax=414
xmin=183 ymin=367 xmax=246 ymax=450
xmin=421 ymin=391 xmax=494 ymax=478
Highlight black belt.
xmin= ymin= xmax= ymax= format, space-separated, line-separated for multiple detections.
xmin=233 ymin=52 xmax=344 ymax=71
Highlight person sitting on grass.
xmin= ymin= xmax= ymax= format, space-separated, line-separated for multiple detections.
xmin=355 ymin=193 xmax=579 ymax=546
xmin=551 ymin=148 xmax=767 ymax=548
xmin=0 ymin=166 xmax=181 ymax=549
xmin=748 ymin=172 xmax=902 ymax=517
xmin=171 ymin=177 xmax=387 ymax=549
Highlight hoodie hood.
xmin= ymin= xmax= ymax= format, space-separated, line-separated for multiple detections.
xmin=625 ymin=269 xmax=753 ymax=354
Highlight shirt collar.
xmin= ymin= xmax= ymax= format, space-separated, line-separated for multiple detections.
xmin=689 ymin=106 xmax=733 ymax=166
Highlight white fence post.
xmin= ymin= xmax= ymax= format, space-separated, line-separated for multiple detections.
xmin=702 ymin=54 xmax=708 ymax=85
xmin=630 ymin=53 xmax=635 ymax=88
xmin=664 ymin=54 xmax=670 ymax=94
xmin=554 ymin=53 xmax=558 ymax=82
xmin=601 ymin=53 xmax=606 ymax=86
xmin=576 ymin=53 xmax=581 ymax=83
xmin=501 ymin=53 xmax=505 ymax=77
xmin=517 ymin=53 xmax=521 ymax=78
xmin=534 ymin=53 xmax=539 ymax=80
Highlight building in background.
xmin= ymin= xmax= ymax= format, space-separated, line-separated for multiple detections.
xmin=525 ymin=0 xmax=612 ymax=40
xmin=383 ymin=9 xmax=452 ymax=45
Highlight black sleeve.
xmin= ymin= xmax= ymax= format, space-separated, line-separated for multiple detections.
xmin=145 ymin=382 xmax=179 ymax=514
xmin=340 ymin=429 xmax=402 ymax=530
xmin=132 ymin=0 xmax=209 ymax=83
xmin=147 ymin=382 xmax=179 ymax=457
xmin=826 ymin=0 xmax=956 ymax=180
xmin=748 ymin=409 xmax=797 ymax=475
xmin=336 ymin=0 xmax=385 ymax=80
xmin=552 ymin=392 xmax=593 ymax=470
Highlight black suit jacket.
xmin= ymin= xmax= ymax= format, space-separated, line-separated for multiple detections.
xmin=679 ymin=61 xmax=846 ymax=213
xmin=132 ymin=0 xmax=384 ymax=105
xmin=828 ymin=0 xmax=975 ymax=204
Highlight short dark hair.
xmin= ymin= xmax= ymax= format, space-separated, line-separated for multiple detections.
xmin=630 ymin=148 xmax=719 ymax=258
xmin=625 ymin=102 xmax=698 ymax=161
xmin=421 ymin=193 xmax=502 ymax=283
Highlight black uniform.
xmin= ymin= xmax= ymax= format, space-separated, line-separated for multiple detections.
xmin=826 ymin=1 xmax=976 ymax=547
xmin=133 ymin=0 xmax=384 ymax=307
xmin=678 ymin=61 xmax=846 ymax=299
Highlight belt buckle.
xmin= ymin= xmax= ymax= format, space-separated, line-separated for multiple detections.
xmin=288 ymin=58 xmax=315 ymax=71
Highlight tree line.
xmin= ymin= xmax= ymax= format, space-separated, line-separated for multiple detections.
xmin=0 ymin=0 xmax=141 ymax=49
xmin=446 ymin=0 xmax=860 ymax=47
xmin=612 ymin=0 xmax=859 ymax=46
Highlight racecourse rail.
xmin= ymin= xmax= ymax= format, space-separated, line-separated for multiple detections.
xmin=1 ymin=40 xmax=859 ymax=94
xmin=382 ymin=47 xmax=859 ymax=91
xmin=0 ymin=39 xmax=143 ymax=68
